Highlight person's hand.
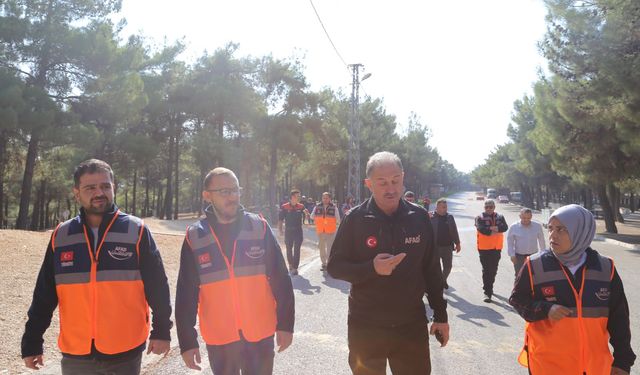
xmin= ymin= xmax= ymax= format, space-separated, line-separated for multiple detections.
xmin=147 ymin=339 xmax=170 ymax=356
xmin=181 ymin=348 xmax=202 ymax=371
xmin=24 ymin=355 xmax=44 ymax=370
xmin=611 ymin=366 xmax=629 ymax=375
xmin=430 ymin=322 xmax=450 ymax=347
xmin=510 ymin=256 xmax=517 ymax=264
xmin=455 ymin=243 xmax=461 ymax=253
xmin=276 ymin=330 xmax=293 ymax=352
xmin=490 ymin=225 xmax=498 ymax=233
xmin=548 ymin=304 xmax=572 ymax=321
xmin=373 ymin=253 xmax=406 ymax=276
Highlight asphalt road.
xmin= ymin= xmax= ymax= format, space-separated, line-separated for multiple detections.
xmin=145 ymin=192 xmax=639 ymax=374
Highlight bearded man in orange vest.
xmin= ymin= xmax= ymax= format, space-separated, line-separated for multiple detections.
xmin=310 ymin=192 xmax=340 ymax=271
xmin=176 ymin=167 xmax=295 ymax=374
xmin=21 ymin=159 xmax=172 ymax=374
xmin=475 ymin=199 xmax=508 ymax=303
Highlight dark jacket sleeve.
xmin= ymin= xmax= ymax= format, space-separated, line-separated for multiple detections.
xmin=175 ymin=238 xmax=201 ymax=353
xmin=21 ymin=240 xmax=58 ymax=358
xmin=475 ymin=215 xmax=493 ymax=236
xmin=497 ymin=214 xmax=509 ymax=233
xmin=449 ymin=215 xmax=460 ymax=245
xmin=138 ymin=226 xmax=173 ymax=341
xmin=264 ymin=225 xmax=295 ymax=332
xmin=423 ymin=217 xmax=447 ymax=323
xmin=327 ymin=213 xmax=377 ymax=284
xmin=608 ymin=267 xmax=636 ymax=373
xmin=508 ymin=259 xmax=554 ymax=321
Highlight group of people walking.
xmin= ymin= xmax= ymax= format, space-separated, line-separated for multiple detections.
xmin=20 ymin=153 xmax=635 ymax=375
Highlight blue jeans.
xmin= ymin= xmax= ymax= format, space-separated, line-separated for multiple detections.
xmin=206 ymin=335 xmax=275 ymax=375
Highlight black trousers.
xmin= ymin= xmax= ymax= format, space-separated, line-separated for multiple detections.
xmin=206 ymin=335 xmax=275 ymax=375
xmin=284 ymin=229 xmax=303 ymax=270
xmin=61 ymin=352 xmax=142 ymax=375
xmin=478 ymin=250 xmax=501 ymax=296
xmin=437 ymin=245 xmax=454 ymax=283
xmin=348 ymin=322 xmax=430 ymax=375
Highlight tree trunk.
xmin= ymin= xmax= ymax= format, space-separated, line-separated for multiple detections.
xmin=630 ymin=192 xmax=636 ymax=213
xmin=0 ymin=131 xmax=6 ymax=228
xmin=173 ymin=123 xmax=180 ymax=220
xmin=535 ymin=183 xmax=544 ymax=211
xmin=163 ymin=130 xmax=175 ymax=220
xmin=268 ymin=141 xmax=278 ymax=225
xmin=131 ymin=168 xmax=137 ymax=216
xmin=38 ymin=179 xmax=46 ymax=230
xmin=608 ymin=183 xmax=624 ymax=223
xmin=144 ymin=167 xmax=150 ymax=217
xmin=30 ymin=182 xmax=41 ymax=231
xmin=597 ymin=184 xmax=617 ymax=233
xmin=16 ymin=132 xmax=40 ymax=229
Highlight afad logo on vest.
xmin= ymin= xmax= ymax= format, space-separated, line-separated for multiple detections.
xmin=366 ymin=236 xmax=378 ymax=249
xmin=108 ymin=246 xmax=134 ymax=261
xmin=246 ymin=246 xmax=265 ymax=259
xmin=595 ymin=287 xmax=610 ymax=301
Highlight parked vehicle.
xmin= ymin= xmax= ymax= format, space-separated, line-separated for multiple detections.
xmin=510 ymin=191 xmax=522 ymax=203
xmin=476 ymin=192 xmax=485 ymax=200
xmin=486 ymin=188 xmax=497 ymax=199
xmin=497 ymin=195 xmax=510 ymax=204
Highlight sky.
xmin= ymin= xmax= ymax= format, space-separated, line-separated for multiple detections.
xmin=119 ymin=0 xmax=549 ymax=173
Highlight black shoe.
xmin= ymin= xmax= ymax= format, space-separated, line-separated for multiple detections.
xmin=290 ymin=269 xmax=298 ymax=276
xmin=483 ymin=294 xmax=492 ymax=303
xmin=320 ymin=265 xmax=326 ymax=271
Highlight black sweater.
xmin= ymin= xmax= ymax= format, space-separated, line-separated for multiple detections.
xmin=327 ymin=198 xmax=448 ymax=327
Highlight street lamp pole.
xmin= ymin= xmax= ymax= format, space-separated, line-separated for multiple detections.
xmin=347 ymin=64 xmax=370 ymax=203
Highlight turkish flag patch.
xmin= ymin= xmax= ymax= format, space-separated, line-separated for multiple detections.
xmin=365 ymin=236 xmax=378 ymax=249
xmin=541 ymin=286 xmax=556 ymax=297
xmin=60 ymin=251 xmax=74 ymax=262
xmin=198 ymin=253 xmax=211 ymax=264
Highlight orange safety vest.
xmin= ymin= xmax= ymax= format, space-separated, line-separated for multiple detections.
xmin=52 ymin=211 xmax=149 ymax=355
xmin=518 ymin=251 xmax=614 ymax=374
xmin=476 ymin=213 xmax=504 ymax=250
xmin=186 ymin=213 xmax=277 ymax=345
xmin=314 ymin=203 xmax=338 ymax=234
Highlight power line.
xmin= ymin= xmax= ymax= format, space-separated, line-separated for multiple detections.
xmin=308 ymin=0 xmax=348 ymax=68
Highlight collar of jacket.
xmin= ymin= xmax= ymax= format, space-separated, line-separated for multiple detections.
xmin=79 ymin=204 xmax=119 ymax=227
xmin=364 ymin=197 xmax=413 ymax=220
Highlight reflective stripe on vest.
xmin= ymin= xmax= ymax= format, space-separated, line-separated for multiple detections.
xmin=52 ymin=211 xmax=149 ymax=355
xmin=314 ymin=204 xmax=337 ymax=234
xmin=518 ymin=252 xmax=613 ymax=374
xmin=187 ymin=213 xmax=277 ymax=345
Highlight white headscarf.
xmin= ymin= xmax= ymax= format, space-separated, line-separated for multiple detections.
xmin=548 ymin=204 xmax=595 ymax=267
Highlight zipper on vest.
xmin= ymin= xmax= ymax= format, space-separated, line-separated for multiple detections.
xmin=558 ymin=261 xmax=588 ymax=373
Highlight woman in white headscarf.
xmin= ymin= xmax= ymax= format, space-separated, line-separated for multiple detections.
xmin=509 ymin=204 xmax=635 ymax=375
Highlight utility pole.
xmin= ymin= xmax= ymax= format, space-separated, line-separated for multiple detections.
xmin=347 ymin=63 xmax=364 ymax=203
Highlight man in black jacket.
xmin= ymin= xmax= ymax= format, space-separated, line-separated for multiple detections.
xmin=430 ymin=198 xmax=461 ymax=290
xmin=328 ymin=151 xmax=449 ymax=375
xmin=21 ymin=159 xmax=172 ymax=374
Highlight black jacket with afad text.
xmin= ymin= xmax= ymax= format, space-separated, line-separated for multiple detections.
xmin=327 ymin=197 xmax=447 ymax=328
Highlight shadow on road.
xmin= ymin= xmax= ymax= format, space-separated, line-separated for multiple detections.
xmin=292 ymin=275 xmax=322 ymax=295
xmin=444 ymin=289 xmax=511 ymax=328
xmin=321 ymin=274 xmax=350 ymax=294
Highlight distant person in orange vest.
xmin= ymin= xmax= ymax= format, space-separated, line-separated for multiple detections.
xmin=310 ymin=192 xmax=340 ymax=271
xmin=21 ymin=159 xmax=172 ymax=374
xmin=475 ymin=199 xmax=508 ymax=303
xmin=510 ymin=204 xmax=635 ymax=375
xmin=176 ymin=167 xmax=294 ymax=374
